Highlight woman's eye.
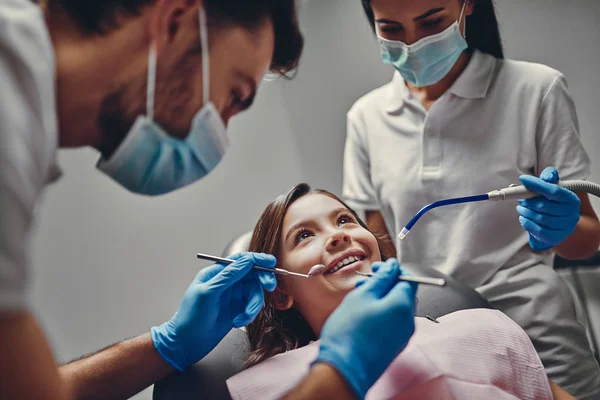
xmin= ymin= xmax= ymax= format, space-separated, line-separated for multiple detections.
xmin=422 ymin=18 xmax=442 ymax=28
xmin=379 ymin=24 xmax=402 ymax=33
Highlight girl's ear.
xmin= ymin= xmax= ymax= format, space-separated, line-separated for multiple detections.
xmin=270 ymin=287 xmax=294 ymax=311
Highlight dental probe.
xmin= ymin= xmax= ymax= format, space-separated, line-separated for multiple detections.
xmin=399 ymin=180 xmax=600 ymax=241
xmin=196 ymin=253 xmax=326 ymax=278
xmin=355 ymin=271 xmax=446 ymax=287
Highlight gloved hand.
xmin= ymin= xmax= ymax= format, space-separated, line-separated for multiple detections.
xmin=314 ymin=259 xmax=418 ymax=399
xmin=518 ymin=167 xmax=581 ymax=251
xmin=151 ymin=252 xmax=277 ymax=371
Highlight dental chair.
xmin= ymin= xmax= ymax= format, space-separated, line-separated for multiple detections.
xmin=153 ymin=231 xmax=493 ymax=400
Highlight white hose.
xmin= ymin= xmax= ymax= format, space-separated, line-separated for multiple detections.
xmin=488 ymin=180 xmax=600 ymax=201
xmin=560 ymin=180 xmax=600 ymax=198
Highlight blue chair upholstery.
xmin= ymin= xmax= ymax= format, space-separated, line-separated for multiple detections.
xmin=153 ymin=231 xmax=492 ymax=400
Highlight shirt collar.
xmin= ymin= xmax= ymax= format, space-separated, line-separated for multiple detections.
xmin=449 ymin=50 xmax=496 ymax=99
xmin=385 ymin=50 xmax=496 ymax=113
xmin=385 ymin=71 xmax=409 ymax=113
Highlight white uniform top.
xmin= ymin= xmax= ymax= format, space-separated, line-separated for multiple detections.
xmin=0 ymin=0 xmax=60 ymax=311
xmin=343 ymin=50 xmax=591 ymax=287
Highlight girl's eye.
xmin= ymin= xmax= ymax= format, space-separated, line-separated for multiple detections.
xmin=295 ymin=229 xmax=313 ymax=244
xmin=338 ymin=214 xmax=357 ymax=226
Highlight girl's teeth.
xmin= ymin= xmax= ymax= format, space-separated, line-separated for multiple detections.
xmin=329 ymin=256 xmax=365 ymax=274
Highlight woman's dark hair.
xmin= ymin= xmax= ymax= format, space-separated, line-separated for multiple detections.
xmin=361 ymin=0 xmax=504 ymax=59
xmin=47 ymin=0 xmax=304 ymax=75
xmin=245 ymin=183 xmax=394 ymax=368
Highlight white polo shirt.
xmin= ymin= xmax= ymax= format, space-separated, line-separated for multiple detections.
xmin=343 ymin=50 xmax=591 ymax=287
xmin=0 ymin=0 xmax=60 ymax=311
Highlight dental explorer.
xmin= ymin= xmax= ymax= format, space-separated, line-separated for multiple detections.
xmin=196 ymin=253 xmax=326 ymax=278
xmin=398 ymin=179 xmax=600 ymax=240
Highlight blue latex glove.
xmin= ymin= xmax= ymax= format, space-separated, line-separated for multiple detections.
xmin=151 ymin=252 xmax=277 ymax=371
xmin=314 ymin=259 xmax=418 ymax=399
xmin=518 ymin=167 xmax=581 ymax=251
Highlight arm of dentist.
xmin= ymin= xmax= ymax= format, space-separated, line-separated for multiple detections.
xmin=284 ymin=259 xmax=418 ymax=400
xmin=59 ymin=252 xmax=277 ymax=400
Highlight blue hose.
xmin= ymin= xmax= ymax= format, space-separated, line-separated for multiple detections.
xmin=399 ymin=194 xmax=489 ymax=239
xmin=398 ymin=179 xmax=600 ymax=240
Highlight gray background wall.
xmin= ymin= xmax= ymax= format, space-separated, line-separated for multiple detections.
xmin=31 ymin=1 xmax=600 ymax=398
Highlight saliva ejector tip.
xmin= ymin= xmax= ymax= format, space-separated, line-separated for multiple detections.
xmin=398 ymin=227 xmax=410 ymax=241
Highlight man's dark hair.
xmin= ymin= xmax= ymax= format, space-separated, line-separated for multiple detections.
xmin=361 ymin=0 xmax=504 ymax=59
xmin=47 ymin=0 xmax=304 ymax=75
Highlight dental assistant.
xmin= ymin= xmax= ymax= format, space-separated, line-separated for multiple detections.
xmin=0 ymin=1 xmax=418 ymax=399
xmin=343 ymin=0 xmax=600 ymax=399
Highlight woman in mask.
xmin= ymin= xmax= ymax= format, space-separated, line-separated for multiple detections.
xmin=342 ymin=1 xmax=600 ymax=398
xmin=226 ymin=183 xmax=573 ymax=400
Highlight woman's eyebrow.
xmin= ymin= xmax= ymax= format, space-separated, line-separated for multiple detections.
xmin=414 ymin=7 xmax=445 ymax=21
xmin=375 ymin=8 xmax=444 ymax=26
xmin=375 ymin=18 xmax=401 ymax=25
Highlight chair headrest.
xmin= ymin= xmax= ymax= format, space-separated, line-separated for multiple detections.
xmin=222 ymin=231 xmax=253 ymax=257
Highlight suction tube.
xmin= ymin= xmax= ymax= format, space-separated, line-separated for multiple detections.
xmin=399 ymin=180 xmax=600 ymax=240
xmin=398 ymin=194 xmax=489 ymax=240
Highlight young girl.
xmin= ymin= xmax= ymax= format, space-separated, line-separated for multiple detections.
xmin=226 ymin=183 xmax=573 ymax=400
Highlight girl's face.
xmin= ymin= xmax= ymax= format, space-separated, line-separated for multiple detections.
xmin=371 ymin=0 xmax=472 ymax=44
xmin=275 ymin=193 xmax=381 ymax=335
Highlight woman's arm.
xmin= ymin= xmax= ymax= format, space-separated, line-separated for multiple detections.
xmin=555 ymin=193 xmax=600 ymax=260
xmin=549 ymin=379 xmax=576 ymax=400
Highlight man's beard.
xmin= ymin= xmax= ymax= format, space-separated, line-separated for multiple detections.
xmin=96 ymin=55 xmax=198 ymax=160
xmin=96 ymin=84 xmax=141 ymax=160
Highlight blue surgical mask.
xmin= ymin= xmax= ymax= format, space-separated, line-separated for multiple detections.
xmin=377 ymin=2 xmax=468 ymax=87
xmin=98 ymin=7 xmax=228 ymax=196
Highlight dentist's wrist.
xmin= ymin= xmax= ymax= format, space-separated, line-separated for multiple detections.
xmin=150 ymin=322 xmax=188 ymax=372
xmin=313 ymin=347 xmax=368 ymax=399
xmin=283 ymin=363 xmax=358 ymax=400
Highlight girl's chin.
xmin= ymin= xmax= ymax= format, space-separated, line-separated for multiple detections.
xmin=328 ymin=274 xmax=365 ymax=292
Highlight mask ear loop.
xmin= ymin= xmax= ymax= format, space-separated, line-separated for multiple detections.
xmin=147 ymin=45 xmax=157 ymax=121
xmin=459 ymin=1 xmax=467 ymax=39
xmin=199 ymin=7 xmax=210 ymax=106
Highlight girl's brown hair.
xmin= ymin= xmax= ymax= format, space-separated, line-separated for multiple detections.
xmin=245 ymin=183 xmax=394 ymax=367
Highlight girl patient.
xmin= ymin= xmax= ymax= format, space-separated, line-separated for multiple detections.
xmin=226 ymin=184 xmax=574 ymax=400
